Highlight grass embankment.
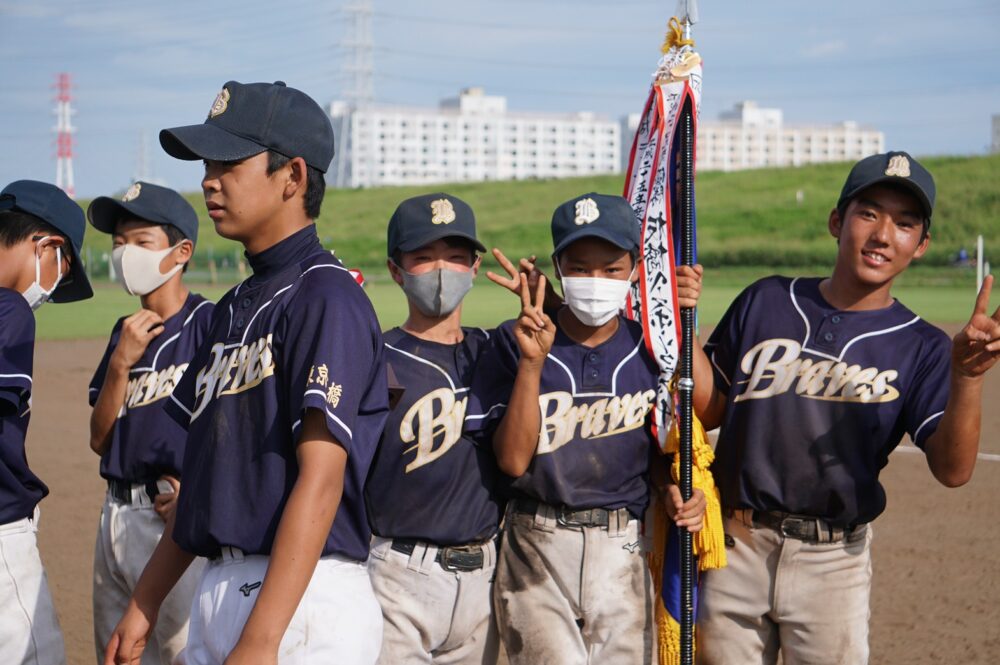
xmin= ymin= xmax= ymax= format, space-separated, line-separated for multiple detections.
xmin=47 ymin=154 xmax=996 ymax=339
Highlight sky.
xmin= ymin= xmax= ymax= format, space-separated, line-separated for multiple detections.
xmin=1 ymin=0 xmax=998 ymax=199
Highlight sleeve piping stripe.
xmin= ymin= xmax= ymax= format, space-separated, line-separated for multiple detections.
xmin=303 ymin=389 xmax=354 ymax=442
xmin=913 ymin=411 xmax=944 ymax=444
xmin=168 ymin=392 xmax=192 ymax=417
xmin=0 ymin=373 xmax=32 ymax=384
xmin=464 ymin=402 xmax=507 ymax=421
xmin=709 ymin=350 xmax=732 ymax=387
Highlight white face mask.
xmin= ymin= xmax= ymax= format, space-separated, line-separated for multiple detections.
xmin=21 ymin=237 xmax=63 ymax=311
xmin=112 ymin=243 xmax=183 ymax=296
xmin=558 ymin=264 xmax=635 ymax=327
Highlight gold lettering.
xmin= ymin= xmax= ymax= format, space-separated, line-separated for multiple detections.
xmin=401 ymin=388 xmax=468 ymax=472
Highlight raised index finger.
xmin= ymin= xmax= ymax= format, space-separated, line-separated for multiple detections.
xmin=973 ymin=274 xmax=994 ymax=318
xmin=492 ymin=247 xmax=518 ymax=279
xmin=534 ymin=274 xmax=547 ymax=311
xmin=518 ymin=272 xmax=532 ymax=311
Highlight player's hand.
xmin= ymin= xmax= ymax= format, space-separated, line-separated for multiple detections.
xmin=111 ymin=310 xmax=165 ymax=370
xmin=675 ymin=264 xmax=704 ymax=310
xmin=663 ymin=485 xmax=706 ymax=533
xmin=952 ymin=275 xmax=1000 ymax=378
xmin=513 ymin=272 xmax=556 ymax=363
xmin=488 ymin=248 xmax=563 ymax=314
xmin=153 ymin=475 xmax=180 ymax=523
xmin=103 ymin=601 xmax=156 ymax=665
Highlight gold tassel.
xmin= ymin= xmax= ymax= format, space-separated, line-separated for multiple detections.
xmin=663 ymin=413 xmax=727 ymax=571
xmin=648 ymin=412 xmax=728 ymax=664
xmin=661 ymin=16 xmax=695 ymax=54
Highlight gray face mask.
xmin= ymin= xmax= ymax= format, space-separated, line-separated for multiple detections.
xmin=399 ymin=267 xmax=474 ymax=317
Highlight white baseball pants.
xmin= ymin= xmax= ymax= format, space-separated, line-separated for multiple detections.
xmin=0 ymin=507 xmax=66 ymax=665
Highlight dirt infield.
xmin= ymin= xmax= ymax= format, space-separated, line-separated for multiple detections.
xmin=26 ymin=334 xmax=1000 ymax=664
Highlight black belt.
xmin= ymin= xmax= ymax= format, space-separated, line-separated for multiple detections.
xmin=750 ymin=510 xmax=865 ymax=544
xmin=389 ymin=538 xmax=492 ymax=572
xmin=108 ymin=479 xmax=160 ymax=505
xmin=512 ymin=498 xmax=627 ymax=528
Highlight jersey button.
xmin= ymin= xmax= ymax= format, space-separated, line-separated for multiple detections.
xmin=823 ymin=332 xmax=835 ymax=342
xmin=589 ymin=369 xmax=599 ymax=379
xmin=831 ymin=315 xmax=842 ymax=324
xmin=234 ymin=316 xmax=246 ymax=328
xmin=241 ymin=297 xmax=253 ymax=308
xmin=588 ymin=352 xmax=599 ymax=363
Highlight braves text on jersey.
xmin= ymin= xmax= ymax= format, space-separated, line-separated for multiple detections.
xmin=467 ymin=315 xmax=659 ymax=518
xmin=365 ymin=327 xmax=501 ymax=546
xmin=89 ymin=293 xmax=213 ymax=483
xmin=705 ymin=276 xmax=951 ymax=526
xmin=0 ymin=288 xmax=47 ymax=524
xmin=165 ymin=226 xmax=390 ymax=560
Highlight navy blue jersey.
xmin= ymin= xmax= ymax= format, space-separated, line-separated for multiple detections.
xmin=89 ymin=293 xmax=213 ymax=483
xmin=467 ymin=314 xmax=659 ymax=518
xmin=165 ymin=226 xmax=389 ymax=561
xmin=365 ymin=327 xmax=501 ymax=546
xmin=0 ymin=288 xmax=47 ymax=524
xmin=705 ymin=276 xmax=952 ymax=526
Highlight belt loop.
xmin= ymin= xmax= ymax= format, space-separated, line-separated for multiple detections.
xmin=532 ymin=503 xmax=556 ymax=533
xmin=608 ymin=508 xmax=624 ymax=538
xmin=814 ymin=518 xmax=829 ymax=543
xmin=485 ymin=538 xmax=496 ymax=567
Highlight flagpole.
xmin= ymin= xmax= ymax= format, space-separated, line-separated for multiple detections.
xmin=677 ymin=9 xmax=697 ymax=665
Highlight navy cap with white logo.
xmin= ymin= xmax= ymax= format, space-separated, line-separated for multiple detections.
xmin=838 ymin=151 xmax=936 ymax=223
xmin=0 ymin=180 xmax=93 ymax=303
xmin=551 ymin=193 xmax=640 ymax=257
xmin=160 ymin=80 xmax=335 ymax=173
xmin=87 ymin=181 xmax=199 ymax=243
xmin=387 ymin=193 xmax=486 ymax=257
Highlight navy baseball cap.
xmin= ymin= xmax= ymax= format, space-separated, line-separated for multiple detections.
xmin=160 ymin=80 xmax=336 ymax=173
xmin=551 ymin=193 xmax=640 ymax=256
xmin=88 ymin=181 xmax=199 ymax=243
xmin=387 ymin=193 xmax=486 ymax=257
xmin=838 ymin=151 xmax=935 ymax=222
xmin=0 ymin=180 xmax=93 ymax=303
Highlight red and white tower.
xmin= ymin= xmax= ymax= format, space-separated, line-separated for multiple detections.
xmin=53 ymin=73 xmax=76 ymax=198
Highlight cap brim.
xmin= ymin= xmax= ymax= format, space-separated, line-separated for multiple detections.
xmin=396 ymin=228 xmax=487 ymax=254
xmin=159 ymin=123 xmax=266 ymax=163
xmin=49 ymin=250 xmax=93 ymax=303
xmin=843 ymin=177 xmax=933 ymax=219
xmin=87 ymin=197 xmax=131 ymax=234
xmin=553 ymin=226 xmax=637 ymax=257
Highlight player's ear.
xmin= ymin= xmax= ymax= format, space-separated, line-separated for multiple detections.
xmin=828 ymin=207 xmax=842 ymax=241
xmin=387 ymin=258 xmax=405 ymax=286
xmin=282 ymin=156 xmax=308 ymax=201
xmin=913 ymin=230 xmax=931 ymax=260
xmin=174 ymin=239 xmax=194 ymax=265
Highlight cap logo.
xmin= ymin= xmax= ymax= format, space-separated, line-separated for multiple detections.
xmin=121 ymin=182 xmax=142 ymax=202
xmin=209 ymin=87 xmax=231 ymax=119
xmin=885 ymin=155 xmax=911 ymax=178
xmin=574 ymin=198 xmax=600 ymax=225
xmin=430 ymin=198 xmax=456 ymax=225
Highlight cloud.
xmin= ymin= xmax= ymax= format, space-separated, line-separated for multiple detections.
xmin=802 ymin=39 xmax=847 ymax=58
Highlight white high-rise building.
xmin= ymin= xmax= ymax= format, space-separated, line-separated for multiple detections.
xmin=330 ymin=88 xmax=621 ymax=188
xmin=621 ymin=101 xmax=884 ymax=172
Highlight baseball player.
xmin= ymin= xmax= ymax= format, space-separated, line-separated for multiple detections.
xmin=0 ymin=179 xmax=93 ymax=665
xmin=365 ymin=193 xmax=503 ymax=664
xmin=688 ymin=151 xmax=1000 ymax=664
xmin=104 ymin=80 xmax=389 ymax=665
xmin=467 ymin=193 xmax=705 ymax=664
xmin=86 ymin=181 xmax=212 ymax=664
